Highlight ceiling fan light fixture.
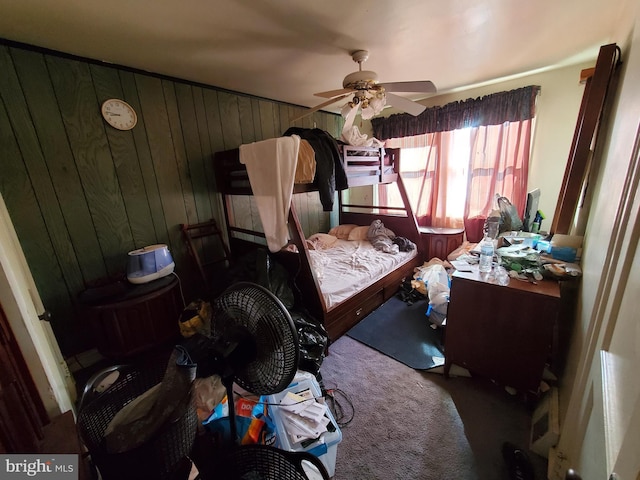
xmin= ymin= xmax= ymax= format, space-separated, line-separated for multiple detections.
xmin=360 ymin=93 xmax=386 ymax=120
xmin=304 ymin=50 xmax=435 ymax=122
xmin=342 ymin=70 xmax=379 ymax=89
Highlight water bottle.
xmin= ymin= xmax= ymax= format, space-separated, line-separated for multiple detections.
xmin=479 ymin=236 xmax=494 ymax=273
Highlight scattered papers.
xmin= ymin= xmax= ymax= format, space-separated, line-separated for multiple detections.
xmin=278 ymin=388 xmax=330 ymax=444
xmin=450 ymin=260 xmax=473 ymax=272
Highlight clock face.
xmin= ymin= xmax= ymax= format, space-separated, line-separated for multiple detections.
xmin=101 ymin=99 xmax=137 ymax=131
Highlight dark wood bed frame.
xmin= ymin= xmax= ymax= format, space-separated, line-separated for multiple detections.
xmin=213 ymin=144 xmax=424 ymax=341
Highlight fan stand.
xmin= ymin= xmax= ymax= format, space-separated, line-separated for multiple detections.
xmin=211 ymin=324 xmax=258 ymax=445
xmin=222 ymin=376 xmax=239 ymax=445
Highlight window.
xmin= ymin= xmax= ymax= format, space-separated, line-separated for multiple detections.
xmin=372 ymin=86 xmax=539 ymax=241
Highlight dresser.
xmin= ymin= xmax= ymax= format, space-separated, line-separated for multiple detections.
xmin=418 ymin=226 xmax=465 ymax=261
xmin=444 ymin=266 xmax=561 ymax=394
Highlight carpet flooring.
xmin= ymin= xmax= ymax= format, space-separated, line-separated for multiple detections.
xmin=321 ymin=336 xmax=548 ymax=480
xmin=346 ymin=296 xmax=445 ymax=370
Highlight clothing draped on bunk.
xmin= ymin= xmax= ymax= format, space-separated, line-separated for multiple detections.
xmin=283 ymin=127 xmax=348 ymax=211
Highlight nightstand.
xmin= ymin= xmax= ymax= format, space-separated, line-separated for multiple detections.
xmin=418 ymin=226 xmax=464 ymax=261
xmin=79 ymin=275 xmax=183 ymax=360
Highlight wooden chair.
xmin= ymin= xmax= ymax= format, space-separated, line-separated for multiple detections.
xmin=180 ymin=219 xmax=231 ymax=298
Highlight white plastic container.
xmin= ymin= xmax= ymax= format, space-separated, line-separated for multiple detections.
xmin=126 ymin=244 xmax=175 ymax=284
xmin=267 ymin=377 xmax=342 ymax=477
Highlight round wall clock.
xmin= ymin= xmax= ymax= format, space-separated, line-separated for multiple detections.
xmin=101 ymin=98 xmax=138 ymax=131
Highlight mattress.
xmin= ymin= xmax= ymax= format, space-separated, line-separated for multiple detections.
xmin=308 ymin=239 xmax=417 ymax=310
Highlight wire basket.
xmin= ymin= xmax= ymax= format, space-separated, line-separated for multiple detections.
xmin=77 ymin=362 xmax=197 ymax=480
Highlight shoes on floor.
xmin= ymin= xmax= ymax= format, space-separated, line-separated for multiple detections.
xmin=502 ymin=442 xmax=535 ymax=480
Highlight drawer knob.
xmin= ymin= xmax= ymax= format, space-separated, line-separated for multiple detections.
xmin=356 ymin=308 xmax=363 ymax=316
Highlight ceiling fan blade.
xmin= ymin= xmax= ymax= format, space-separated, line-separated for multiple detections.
xmin=379 ymin=80 xmax=437 ymax=94
xmin=314 ymin=88 xmax=355 ymax=99
xmin=290 ymin=93 xmax=352 ymax=123
xmin=385 ymin=92 xmax=427 ymax=116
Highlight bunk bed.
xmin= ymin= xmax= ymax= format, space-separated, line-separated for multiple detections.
xmin=213 ymin=138 xmax=424 ymax=341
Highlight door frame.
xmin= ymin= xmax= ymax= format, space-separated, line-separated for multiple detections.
xmin=0 ymin=193 xmax=75 ymax=417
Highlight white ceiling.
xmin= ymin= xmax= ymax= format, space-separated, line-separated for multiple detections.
xmin=0 ymin=0 xmax=634 ymax=114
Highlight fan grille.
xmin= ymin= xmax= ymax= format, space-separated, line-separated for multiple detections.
xmin=231 ymin=444 xmax=329 ymax=479
xmin=213 ymin=282 xmax=299 ymax=395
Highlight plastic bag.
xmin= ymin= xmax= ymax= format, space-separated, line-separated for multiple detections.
xmin=497 ymin=196 xmax=523 ymax=232
xmin=192 ymin=375 xmax=226 ymax=421
xmin=290 ymin=311 xmax=328 ymax=376
xmin=413 ymin=263 xmax=450 ymax=326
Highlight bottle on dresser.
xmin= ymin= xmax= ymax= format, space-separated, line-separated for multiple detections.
xmin=479 ymin=235 xmax=495 ymax=273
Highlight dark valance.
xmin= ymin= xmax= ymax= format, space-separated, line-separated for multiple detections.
xmin=371 ymin=85 xmax=540 ymax=140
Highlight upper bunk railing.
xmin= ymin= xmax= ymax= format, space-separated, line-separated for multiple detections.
xmin=213 ymin=145 xmax=395 ymax=196
xmin=212 ymin=144 xmax=419 ymax=254
xmin=342 ymin=145 xmax=397 ymax=186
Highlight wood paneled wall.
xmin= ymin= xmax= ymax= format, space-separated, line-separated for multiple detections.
xmin=0 ymin=42 xmax=343 ymax=356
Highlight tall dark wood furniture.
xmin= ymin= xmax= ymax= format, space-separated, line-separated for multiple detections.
xmin=551 ymin=43 xmax=620 ymax=234
xmin=444 ymin=266 xmax=561 ymax=394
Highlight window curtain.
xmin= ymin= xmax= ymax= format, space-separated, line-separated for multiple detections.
xmin=374 ymin=86 xmax=539 ymax=242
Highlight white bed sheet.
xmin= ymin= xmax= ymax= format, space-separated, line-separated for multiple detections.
xmin=308 ymin=239 xmax=417 ymax=310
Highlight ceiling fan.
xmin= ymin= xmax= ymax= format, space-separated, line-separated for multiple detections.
xmin=292 ymin=50 xmax=436 ymax=122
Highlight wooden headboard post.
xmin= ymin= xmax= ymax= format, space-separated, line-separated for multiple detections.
xmin=272 ymin=203 xmax=326 ymax=319
xmin=388 ymin=148 xmax=422 ymax=247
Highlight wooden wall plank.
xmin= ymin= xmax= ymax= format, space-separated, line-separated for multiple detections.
xmin=312 ymin=111 xmax=326 ymax=131
xmin=278 ymin=104 xmax=290 ymax=136
xmin=238 ymin=96 xmax=256 ymax=144
xmin=175 ymin=82 xmax=212 ymax=223
xmin=272 ymin=102 xmax=282 ymax=135
xmin=120 ymin=70 xmax=170 ymax=246
xmin=202 ymin=89 xmax=226 ymax=234
xmin=90 ymin=63 xmax=156 ymax=249
xmin=258 ymin=100 xmax=277 ymax=140
xmin=306 ymin=192 xmax=323 ymax=235
xmin=192 ymin=86 xmax=216 ymax=222
xmin=203 ymin=89 xmax=225 ymax=154
xmin=218 ymin=92 xmax=242 ymax=149
xmin=0 ymin=85 xmax=82 ymax=354
xmin=163 ymin=80 xmax=198 ymax=225
xmin=251 ymin=98 xmax=263 ymax=141
xmin=292 ymin=195 xmax=309 ymax=237
xmin=46 ymin=55 xmax=131 ymax=277
xmin=8 ymin=47 xmax=93 ymax=290
xmin=134 ymin=74 xmax=189 ymax=262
